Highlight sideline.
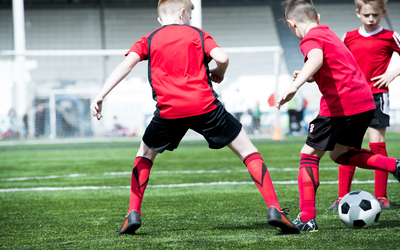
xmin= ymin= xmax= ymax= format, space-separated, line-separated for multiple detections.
xmin=1 ymin=167 xmax=339 ymax=182
xmin=0 ymin=136 xmax=308 ymax=151
xmin=1 ymin=179 xmax=398 ymax=193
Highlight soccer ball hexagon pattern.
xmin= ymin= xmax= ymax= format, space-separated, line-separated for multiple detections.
xmin=338 ymin=190 xmax=381 ymax=229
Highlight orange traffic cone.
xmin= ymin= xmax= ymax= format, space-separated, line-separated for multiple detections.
xmin=272 ymin=126 xmax=283 ymax=140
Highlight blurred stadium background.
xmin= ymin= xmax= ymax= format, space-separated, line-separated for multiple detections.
xmin=1 ymin=0 xmax=400 ymax=142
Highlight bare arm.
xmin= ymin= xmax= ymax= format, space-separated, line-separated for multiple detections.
xmin=277 ymin=49 xmax=323 ymax=109
xmin=209 ymin=47 xmax=229 ymax=83
xmin=90 ymin=52 xmax=141 ymax=120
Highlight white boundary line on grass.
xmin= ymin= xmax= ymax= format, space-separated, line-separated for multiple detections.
xmin=0 ymin=179 xmax=397 ymax=192
xmin=1 ymin=167 xmax=339 ymax=182
xmin=2 ymin=174 xmax=87 ymax=181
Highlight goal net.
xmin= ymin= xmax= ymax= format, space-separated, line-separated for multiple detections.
xmin=0 ymin=47 xmax=292 ymax=141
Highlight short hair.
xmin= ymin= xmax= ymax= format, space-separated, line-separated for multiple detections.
xmin=354 ymin=0 xmax=387 ymax=11
xmin=158 ymin=0 xmax=194 ymax=17
xmin=282 ymin=0 xmax=318 ymax=24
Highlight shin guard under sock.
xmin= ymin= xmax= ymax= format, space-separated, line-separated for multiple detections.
xmin=129 ymin=157 xmax=153 ymax=216
xmin=338 ymin=164 xmax=356 ymax=198
xmin=244 ymin=152 xmax=281 ymax=210
xmin=370 ymin=142 xmax=389 ymax=198
xmin=335 ymin=148 xmax=396 ymax=173
xmin=298 ymin=153 xmax=320 ymax=222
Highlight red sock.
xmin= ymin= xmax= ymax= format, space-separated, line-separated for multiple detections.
xmin=244 ymin=152 xmax=281 ymax=210
xmin=335 ymin=148 xmax=396 ymax=173
xmin=129 ymin=157 xmax=153 ymax=216
xmin=298 ymin=153 xmax=320 ymax=221
xmin=338 ymin=164 xmax=356 ymax=197
xmin=370 ymin=142 xmax=389 ymax=198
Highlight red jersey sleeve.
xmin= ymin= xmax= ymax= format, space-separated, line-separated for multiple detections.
xmin=300 ymin=38 xmax=323 ymax=60
xmin=125 ymin=36 xmax=149 ymax=61
xmin=203 ymin=31 xmax=219 ymax=56
xmin=391 ymin=31 xmax=400 ymax=54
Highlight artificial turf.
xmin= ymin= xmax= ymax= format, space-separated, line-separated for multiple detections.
xmin=1 ymin=135 xmax=399 ymax=249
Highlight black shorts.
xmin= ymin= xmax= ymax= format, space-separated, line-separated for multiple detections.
xmin=143 ymin=102 xmax=242 ymax=153
xmin=306 ymin=110 xmax=374 ymax=151
xmin=369 ymin=93 xmax=390 ymax=128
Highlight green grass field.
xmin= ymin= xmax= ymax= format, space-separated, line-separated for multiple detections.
xmin=1 ymin=135 xmax=400 ymax=249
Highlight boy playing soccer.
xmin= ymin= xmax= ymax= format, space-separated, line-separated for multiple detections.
xmin=329 ymin=0 xmax=400 ymax=211
xmin=278 ymin=0 xmax=400 ymax=232
xmin=91 ymin=0 xmax=299 ymax=235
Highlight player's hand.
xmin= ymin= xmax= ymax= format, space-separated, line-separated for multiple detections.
xmin=276 ymin=86 xmax=298 ymax=110
xmin=293 ymin=70 xmax=301 ymax=81
xmin=372 ymin=71 xmax=397 ymax=89
xmin=294 ymin=70 xmax=313 ymax=83
xmin=90 ymin=97 xmax=104 ymax=120
xmin=209 ymin=67 xmax=225 ymax=83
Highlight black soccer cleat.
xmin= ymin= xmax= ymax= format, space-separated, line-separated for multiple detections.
xmin=293 ymin=213 xmax=318 ymax=232
xmin=377 ymin=197 xmax=390 ymax=210
xmin=117 ymin=210 xmax=141 ymax=234
xmin=393 ymin=158 xmax=400 ymax=182
xmin=329 ymin=197 xmax=342 ymax=210
xmin=267 ymin=206 xmax=300 ymax=234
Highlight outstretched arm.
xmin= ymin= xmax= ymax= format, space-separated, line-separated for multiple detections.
xmin=276 ymin=49 xmax=323 ymax=109
xmin=90 ymin=52 xmax=141 ymax=120
xmin=372 ymin=66 xmax=400 ymax=89
xmin=209 ymin=47 xmax=229 ymax=83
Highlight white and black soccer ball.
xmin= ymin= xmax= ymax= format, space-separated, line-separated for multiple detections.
xmin=338 ymin=190 xmax=381 ymax=229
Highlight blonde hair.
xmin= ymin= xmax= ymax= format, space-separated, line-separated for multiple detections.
xmin=354 ymin=0 xmax=387 ymax=11
xmin=158 ymin=0 xmax=194 ymax=17
xmin=282 ymin=0 xmax=318 ymax=24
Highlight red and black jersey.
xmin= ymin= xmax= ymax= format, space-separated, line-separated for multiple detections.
xmin=300 ymin=25 xmax=375 ymax=117
xmin=343 ymin=26 xmax=400 ymax=94
xmin=126 ymin=24 xmax=220 ymax=119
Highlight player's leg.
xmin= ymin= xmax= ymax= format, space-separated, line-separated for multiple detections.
xmin=329 ymin=143 xmax=397 ymax=174
xmin=193 ymin=104 xmax=281 ymax=209
xmin=118 ymin=141 xmax=158 ymax=234
xmin=227 ymin=128 xmax=299 ymax=234
xmin=129 ymin=141 xmax=158 ymax=216
xmin=369 ymin=127 xmax=390 ymax=209
xmin=293 ymin=144 xmax=324 ymax=232
xmin=228 ymin=128 xmax=281 ymax=209
xmin=328 ymin=110 xmax=400 ymax=182
xmin=329 ymin=164 xmax=356 ymax=210
xmin=330 ymin=143 xmax=400 ymax=186
xmin=297 ymin=114 xmax=357 ymax=231
xmin=118 ymin=114 xmax=186 ymax=234
xmin=196 ymin=104 xmax=299 ymax=233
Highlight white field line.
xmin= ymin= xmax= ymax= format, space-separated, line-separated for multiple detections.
xmin=2 ymin=174 xmax=87 ymax=181
xmin=0 ymin=180 xmax=398 ymax=193
xmin=1 ymin=167 xmax=338 ymax=182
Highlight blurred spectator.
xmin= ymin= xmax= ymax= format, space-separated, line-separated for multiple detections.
xmin=287 ymin=94 xmax=307 ymax=136
xmin=22 ymin=110 xmax=29 ymax=138
xmin=35 ymin=106 xmax=46 ymax=137
xmin=249 ymin=101 xmax=262 ymax=134
xmin=107 ymin=116 xmax=129 ymax=136
xmin=1 ymin=108 xmax=20 ymax=140
xmin=231 ymin=89 xmax=246 ymax=122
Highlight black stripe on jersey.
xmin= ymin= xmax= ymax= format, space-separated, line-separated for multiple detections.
xmin=188 ymin=25 xmax=218 ymax=100
xmin=146 ymin=24 xmax=219 ymax=104
xmin=147 ymin=26 xmax=167 ymax=102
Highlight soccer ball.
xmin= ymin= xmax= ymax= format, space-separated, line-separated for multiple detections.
xmin=338 ymin=190 xmax=381 ymax=229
